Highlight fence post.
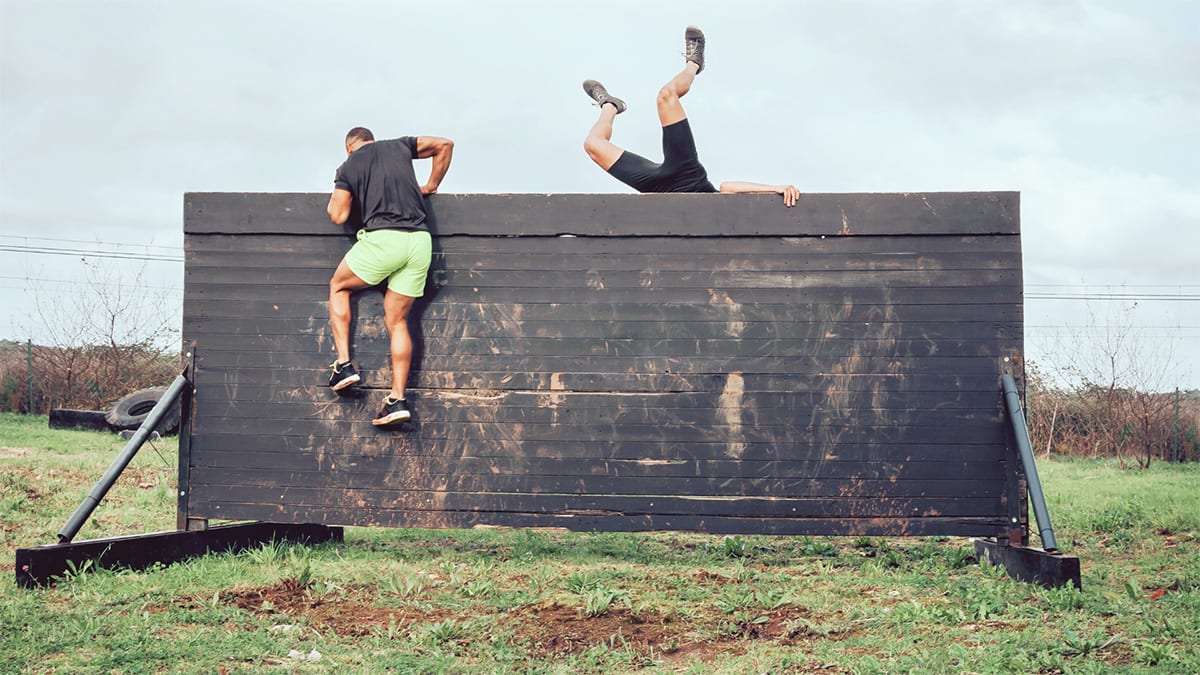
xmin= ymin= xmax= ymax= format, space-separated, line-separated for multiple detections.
xmin=26 ymin=338 xmax=34 ymax=415
xmin=1174 ymin=388 xmax=1180 ymax=464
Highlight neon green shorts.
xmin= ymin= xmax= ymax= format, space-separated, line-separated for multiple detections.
xmin=344 ymin=229 xmax=432 ymax=297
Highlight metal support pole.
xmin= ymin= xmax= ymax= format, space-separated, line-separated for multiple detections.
xmin=57 ymin=374 xmax=190 ymax=543
xmin=1002 ymin=373 xmax=1058 ymax=552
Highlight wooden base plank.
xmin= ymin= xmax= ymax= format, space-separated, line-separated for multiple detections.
xmin=973 ymin=538 xmax=1082 ymax=589
xmin=15 ymin=523 xmax=342 ymax=589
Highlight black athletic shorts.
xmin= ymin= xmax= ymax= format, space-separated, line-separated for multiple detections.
xmin=607 ymin=119 xmax=718 ymax=193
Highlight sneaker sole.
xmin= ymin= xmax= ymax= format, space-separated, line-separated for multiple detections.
xmin=372 ymin=410 xmax=411 ymax=426
xmin=331 ymin=374 xmax=361 ymax=391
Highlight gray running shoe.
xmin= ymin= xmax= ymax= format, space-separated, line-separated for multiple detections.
xmin=582 ymin=79 xmax=627 ymax=114
xmin=684 ymin=25 xmax=705 ymax=73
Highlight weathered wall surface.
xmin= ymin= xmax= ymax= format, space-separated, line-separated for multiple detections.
xmin=181 ymin=192 xmax=1023 ymax=536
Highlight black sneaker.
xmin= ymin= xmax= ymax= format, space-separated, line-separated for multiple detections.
xmin=372 ymin=396 xmax=411 ymax=426
xmin=328 ymin=360 xmax=361 ymax=392
xmin=684 ymin=25 xmax=705 ymax=73
xmin=582 ymin=79 xmax=627 ymax=114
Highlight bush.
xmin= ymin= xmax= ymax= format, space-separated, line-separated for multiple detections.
xmin=0 ymin=340 xmax=178 ymax=415
xmin=1026 ymin=362 xmax=1199 ymax=464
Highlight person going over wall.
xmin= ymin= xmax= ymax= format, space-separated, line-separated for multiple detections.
xmin=582 ymin=26 xmax=800 ymax=206
xmin=326 ymin=127 xmax=454 ymax=427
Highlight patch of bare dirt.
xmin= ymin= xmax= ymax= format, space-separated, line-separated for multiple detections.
xmin=169 ymin=582 xmax=865 ymax=668
xmin=210 ymin=579 xmax=453 ymax=637
xmin=504 ymin=602 xmax=863 ymax=664
xmin=504 ymin=601 xmax=690 ymax=658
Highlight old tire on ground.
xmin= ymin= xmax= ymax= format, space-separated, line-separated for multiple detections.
xmin=105 ymin=386 xmax=181 ymax=435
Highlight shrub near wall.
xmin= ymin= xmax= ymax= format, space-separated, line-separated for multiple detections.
xmin=1026 ymin=364 xmax=1199 ymax=463
xmin=0 ymin=342 xmax=178 ymax=414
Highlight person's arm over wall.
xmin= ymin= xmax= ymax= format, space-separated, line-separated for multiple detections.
xmin=719 ymin=181 xmax=801 ymax=207
xmin=415 ymin=136 xmax=455 ymax=195
xmin=327 ymin=188 xmax=353 ymax=224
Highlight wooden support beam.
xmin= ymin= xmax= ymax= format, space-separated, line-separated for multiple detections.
xmin=973 ymin=538 xmax=1082 ymax=589
xmin=16 ymin=523 xmax=342 ymax=588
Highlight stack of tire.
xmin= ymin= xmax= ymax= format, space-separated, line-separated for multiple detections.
xmin=48 ymin=386 xmax=182 ymax=435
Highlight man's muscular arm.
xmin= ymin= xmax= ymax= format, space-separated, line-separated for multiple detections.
xmin=327 ymin=188 xmax=353 ymax=224
xmin=718 ymin=181 xmax=801 ymax=207
xmin=415 ymin=136 xmax=455 ymax=195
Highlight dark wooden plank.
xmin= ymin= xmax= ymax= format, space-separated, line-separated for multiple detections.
xmin=189 ymin=374 xmax=1008 ymax=397
xmin=189 ymin=415 xmax=1007 ymax=445
xmin=186 ymin=317 xmax=1020 ymax=344
xmin=183 ymin=299 xmax=1024 ymax=326
xmin=15 ymin=523 xmax=342 ymax=589
xmin=189 ymin=434 xmax=1009 ymax=462
xmin=190 ymin=342 xmax=1020 ymax=372
xmin=426 ymin=235 xmax=1021 ymax=258
xmin=187 ymin=466 xmax=1004 ymax=499
xmin=189 ymin=372 xmax=1012 ymax=401
xmin=190 ymin=450 xmax=1002 ymax=481
xmin=186 ymin=380 xmax=1008 ymax=413
xmin=187 ymin=250 xmax=1022 ymax=276
xmin=183 ymin=501 xmax=1010 ymax=537
xmin=189 ymin=484 xmax=1003 ymax=518
xmin=184 ymin=284 xmax=1023 ymax=305
xmin=974 ymin=540 xmax=1082 ymax=590
xmin=184 ymin=299 xmax=1022 ymax=326
xmin=196 ymin=388 xmax=1006 ymax=417
xmin=186 ymin=267 xmax=1020 ymax=292
xmin=186 ymin=365 xmax=1009 ymax=394
xmin=186 ymin=247 xmax=1022 ymax=276
xmin=193 ymin=394 xmax=1004 ymax=427
xmin=185 ymin=192 xmax=1020 ymax=237
xmin=194 ymin=350 xmax=1018 ymax=375
xmin=184 ymin=229 xmax=1023 ymax=249
xmin=186 ymin=231 xmax=1022 ymax=262
xmin=187 ymin=333 xmax=1017 ymax=360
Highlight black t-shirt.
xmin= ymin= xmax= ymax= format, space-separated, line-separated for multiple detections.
xmin=333 ymin=137 xmax=428 ymax=232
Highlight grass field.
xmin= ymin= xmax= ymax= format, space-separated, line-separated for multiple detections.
xmin=2 ymin=411 xmax=1198 ymax=674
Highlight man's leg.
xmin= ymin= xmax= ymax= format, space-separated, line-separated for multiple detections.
xmin=329 ymin=259 xmax=371 ymax=389
xmin=658 ymin=26 xmax=705 ymax=127
xmin=583 ymin=103 xmax=625 ymax=170
xmin=582 ymin=80 xmax=628 ymax=171
xmin=382 ymin=289 xmax=417 ymax=400
xmin=656 ymin=61 xmax=700 ymax=127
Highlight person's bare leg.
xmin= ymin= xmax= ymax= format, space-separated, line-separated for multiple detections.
xmin=583 ymin=103 xmax=625 ymax=170
xmin=656 ymin=62 xmax=700 ymax=127
xmin=382 ymin=289 xmax=416 ymax=400
xmin=329 ymin=259 xmax=372 ymax=363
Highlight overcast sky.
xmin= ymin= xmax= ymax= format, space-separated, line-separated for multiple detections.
xmin=2 ymin=0 xmax=1197 ymax=389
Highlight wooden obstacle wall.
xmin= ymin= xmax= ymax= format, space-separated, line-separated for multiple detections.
xmin=181 ymin=192 xmax=1024 ymax=537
